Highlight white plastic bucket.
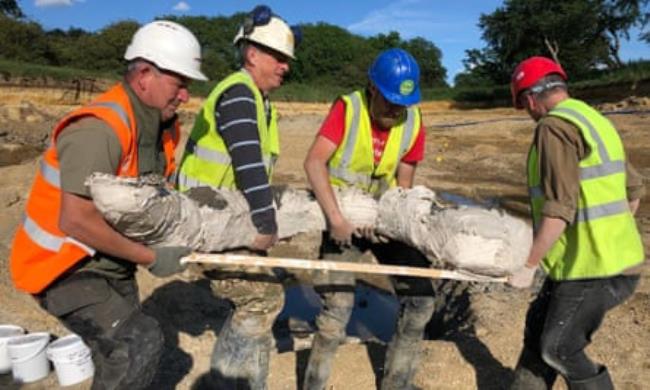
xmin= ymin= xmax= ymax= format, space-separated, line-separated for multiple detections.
xmin=46 ymin=334 xmax=94 ymax=387
xmin=0 ymin=324 xmax=24 ymax=374
xmin=7 ymin=332 xmax=50 ymax=383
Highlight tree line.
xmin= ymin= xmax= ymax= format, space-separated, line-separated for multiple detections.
xmin=0 ymin=6 xmax=447 ymax=89
xmin=455 ymin=0 xmax=650 ymax=87
xmin=1 ymin=0 xmax=648 ymax=92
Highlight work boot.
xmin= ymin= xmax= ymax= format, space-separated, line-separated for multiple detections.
xmin=211 ymin=320 xmax=272 ymax=390
xmin=381 ymin=296 xmax=434 ymax=390
xmin=303 ymin=334 xmax=340 ymax=390
xmin=510 ymin=347 xmax=557 ymax=390
xmin=567 ymin=367 xmax=614 ymax=390
xmin=381 ymin=335 xmax=420 ymax=390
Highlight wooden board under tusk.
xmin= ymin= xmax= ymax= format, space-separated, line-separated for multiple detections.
xmin=181 ymin=253 xmax=507 ymax=283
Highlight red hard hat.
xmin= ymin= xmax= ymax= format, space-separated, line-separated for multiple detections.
xmin=510 ymin=56 xmax=567 ymax=109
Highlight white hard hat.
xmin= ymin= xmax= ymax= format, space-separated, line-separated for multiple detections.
xmin=124 ymin=20 xmax=208 ymax=81
xmin=233 ymin=15 xmax=296 ymax=59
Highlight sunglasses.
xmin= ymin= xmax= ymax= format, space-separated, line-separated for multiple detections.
xmin=242 ymin=5 xmax=302 ymax=47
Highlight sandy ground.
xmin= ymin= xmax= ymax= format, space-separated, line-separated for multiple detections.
xmin=0 ymin=86 xmax=648 ymax=390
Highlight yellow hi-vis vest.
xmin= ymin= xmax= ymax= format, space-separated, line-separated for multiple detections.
xmin=527 ymin=98 xmax=644 ymax=280
xmin=177 ymin=70 xmax=279 ymax=191
xmin=328 ymin=90 xmax=421 ymax=197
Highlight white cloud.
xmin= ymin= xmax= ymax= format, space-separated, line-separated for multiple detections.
xmin=173 ymin=1 xmax=190 ymax=12
xmin=35 ymin=0 xmax=82 ymax=7
xmin=348 ymin=0 xmax=464 ymax=39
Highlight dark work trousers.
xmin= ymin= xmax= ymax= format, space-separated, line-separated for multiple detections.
xmin=208 ymin=260 xmax=285 ymax=390
xmin=511 ymin=274 xmax=639 ymax=389
xmin=37 ymin=271 xmax=164 ymax=390
xmin=304 ymin=233 xmax=437 ymax=390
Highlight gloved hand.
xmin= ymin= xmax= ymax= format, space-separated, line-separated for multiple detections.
xmin=148 ymin=246 xmax=192 ymax=277
xmin=507 ymin=265 xmax=537 ymax=289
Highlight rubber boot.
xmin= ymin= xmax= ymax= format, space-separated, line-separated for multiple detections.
xmin=211 ymin=320 xmax=271 ymax=390
xmin=567 ymin=367 xmax=614 ymax=390
xmin=381 ymin=296 xmax=434 ymax=390
xmin=303 ymin=334 xmax=340 ymax=390
xmin=510 ymin=347 xmax=557 ymax=390
xmin=381 ymin=334 xmax=421 ymax=390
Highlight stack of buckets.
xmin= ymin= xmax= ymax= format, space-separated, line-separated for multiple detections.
xmin=0 ymin=324 xmax=94 ymax=386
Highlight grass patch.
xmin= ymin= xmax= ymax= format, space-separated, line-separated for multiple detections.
xmin=573 ymin=60 xmax=650 ymax=88
xmin=447 ymin=60 xmax=650 ymax=105
xmin=2 ymin=59 xmax=648 ymax=105
xmin=0 ymin=59 xmax=119 ymax=82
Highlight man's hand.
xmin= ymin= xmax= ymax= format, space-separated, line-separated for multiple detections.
xmin=330 ymin=218 xmax=356 ymax=247
xmin=355 ymin=225 xmax=390 ymax=244
xmin=507 ymin=265 xmax=537 ymax=289
xmin=148 ymin=246 xmax=191 ymax=277
xmin=250 ymin=233 xmax=278 ymax=251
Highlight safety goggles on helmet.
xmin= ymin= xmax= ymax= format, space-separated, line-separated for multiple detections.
xmin=242 ymin=5 xmax=302 ymax=47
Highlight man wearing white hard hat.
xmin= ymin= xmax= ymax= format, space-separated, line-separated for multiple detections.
xmin=177 ymin=4 xmax=300 ymax=388
xmin=9 ymin=20 xmax=207 ymax=389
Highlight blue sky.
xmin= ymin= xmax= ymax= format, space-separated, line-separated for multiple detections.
xmin=20 ymin=0 xmax=650 ymax=85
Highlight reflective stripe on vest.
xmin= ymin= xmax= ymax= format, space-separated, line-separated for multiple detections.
xmin=527 ymin=98 xmax=644 ymax=280
xmin=88 ymin=101 xmax=132 ymax=131
xmin=40 ymin=159 xmax=60 ymax=188
xmin=328 ymin=90 xmax=420 ymax=196
xmin=22 ymin=215 xmax=95 ymax=255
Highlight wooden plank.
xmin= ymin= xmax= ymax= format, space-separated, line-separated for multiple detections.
xmin=181 ymin=253 xmax=507 ymax=283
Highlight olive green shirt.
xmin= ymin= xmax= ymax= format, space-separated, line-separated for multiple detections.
xmin=534 ymin=115 xmax=646 ymax=224
xmin=56 ymin=81 xmax=171 ymax=278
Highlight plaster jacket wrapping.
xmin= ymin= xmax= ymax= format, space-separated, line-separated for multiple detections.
xmin=376 ymin=186 xmax=531 ymax=275
xmin=86 ymin=173 xmax=375 ymax=252
xmin=87 ymin=174 xmax=531 ymax=276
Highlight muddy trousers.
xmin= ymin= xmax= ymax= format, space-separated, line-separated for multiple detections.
xmin=304 ymin=236 xmax=436 ymax=390
xmin=209 ymin=268 xmax=285 ymax=390
xmin=37 ymin=272 xmax=163 ymax=390
xmin=511 ymin=275 xmax=639 ymax=390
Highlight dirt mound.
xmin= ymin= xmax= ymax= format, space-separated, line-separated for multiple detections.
xmin=0 ymin=101 xmax=57 ymax=166
xmin=597 ymin=95 xmax=650 ymax=111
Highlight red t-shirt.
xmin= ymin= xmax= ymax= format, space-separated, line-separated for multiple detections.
xmin=318 ymin=99 xmax=425 ymax=164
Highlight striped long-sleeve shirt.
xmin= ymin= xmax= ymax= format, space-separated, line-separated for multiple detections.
xmin=215 ymin=83 xmax=277 ymax=235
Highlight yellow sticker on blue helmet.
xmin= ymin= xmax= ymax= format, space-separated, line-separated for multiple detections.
xmin=399 ymin=80 xmax=414 ymax=95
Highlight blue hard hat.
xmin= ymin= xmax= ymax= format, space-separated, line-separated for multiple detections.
xmin=368 ymin=48 xmax=421 ymax=106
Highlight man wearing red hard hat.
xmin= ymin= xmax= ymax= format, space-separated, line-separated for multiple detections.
xmin=508 ymin=56 xmax=646 ymax=389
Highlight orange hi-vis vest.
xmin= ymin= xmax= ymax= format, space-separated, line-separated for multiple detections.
xmin=9 ymin=83 xmax=180 ymax=294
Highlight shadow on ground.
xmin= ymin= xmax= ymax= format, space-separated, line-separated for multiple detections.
xmin=142 ymin=279 xmax=231 ymax=390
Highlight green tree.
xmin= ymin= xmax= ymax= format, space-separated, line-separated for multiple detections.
xmin=292 ymin=23 xmax=371 ymax=87
xmin=368 ymin=31 xmax=402 ymax=51
xmin=403 ymin=37 xmax=447 ymax=88
xmin=0 ymin=17 xmax=50 ymax=63
xmin=0 ymin=0 xmax=23 ymax=18
xmin=164 ymin=14 xmax=241 ymax=81
xmin=599 ymin=0 xmax=650 ymax=67
xmin=46 ymin=27 xmax=90 ymax=66
xmin=93 ymin=20 xmax=140 ymax=71
xmin=460 ymin=0 xmax=649 ymax=86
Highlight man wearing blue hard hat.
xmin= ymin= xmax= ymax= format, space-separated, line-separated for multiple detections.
xmin=303 ymin=48 xmax=434 ymax=389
